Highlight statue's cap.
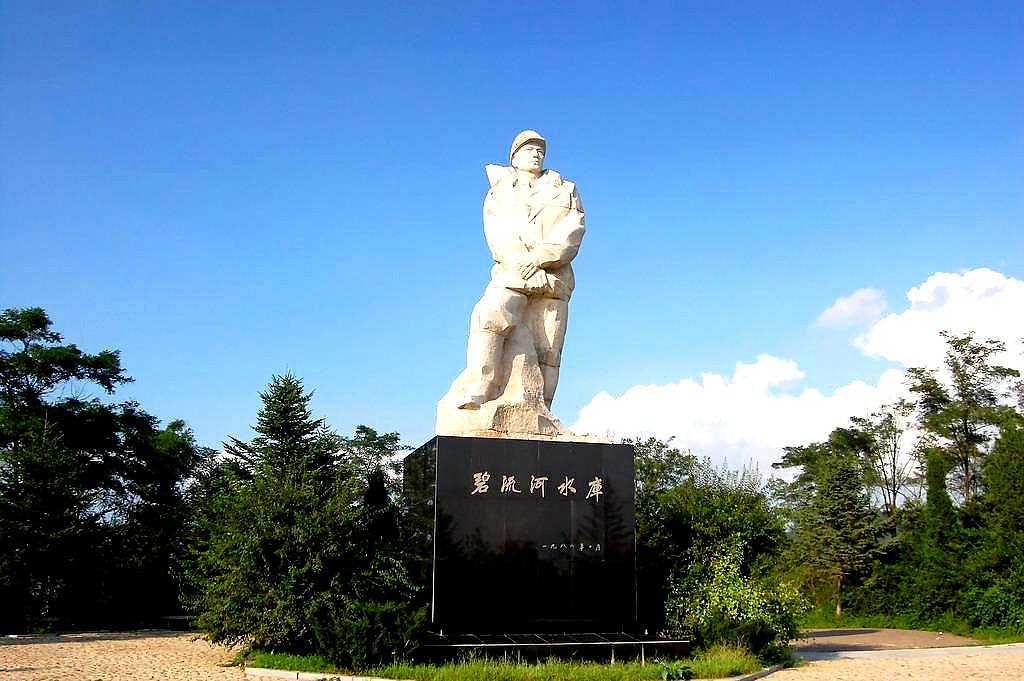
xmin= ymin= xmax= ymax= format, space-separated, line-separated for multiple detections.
xmin=509 ymin=130 xmax=546 ymax=163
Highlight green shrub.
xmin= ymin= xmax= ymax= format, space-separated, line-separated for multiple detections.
xmin=966 ymin=571 xmax=1024 ymax=632
xmin=312 ymin=598 xmax=427 ymax=669
xmin=668 ymin=536 xmax=807 ymax=659
xmin=633 ymin=440 xmax=786 ymax=634
xmin=659 ymin=660 xmax=694 ymax=680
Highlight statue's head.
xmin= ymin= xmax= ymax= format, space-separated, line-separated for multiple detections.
xmin=509 ymin=130 xmax=546 ymax=172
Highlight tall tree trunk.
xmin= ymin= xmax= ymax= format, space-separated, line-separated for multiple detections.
xmin=835 ymin=573 xmax=843 ymax=617
xmin=959 ymin=455 xmax=971 ymax=503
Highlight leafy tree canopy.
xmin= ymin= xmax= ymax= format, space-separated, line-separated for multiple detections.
xmin=908 ymin=331 xmax=1020 ymax=503
xmin=0 ymin=307 xmax=129 ymax=411
xmin=0 ymin=306 xmax=200 ymax=632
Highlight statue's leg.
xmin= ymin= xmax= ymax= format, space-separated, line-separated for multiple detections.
xmin=457 ymin=330 xmax=503 ymax=409
xmin=458 ymin=287 xmax=526 ymax=409
xmin=529 ymin=298 xmax=569 ymax=409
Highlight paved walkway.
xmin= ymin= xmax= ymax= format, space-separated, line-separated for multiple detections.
xmin=774 ymin=642 xmax=1024 ymax=680
xmin=777 ymin=628 xmax=1024 ymax=680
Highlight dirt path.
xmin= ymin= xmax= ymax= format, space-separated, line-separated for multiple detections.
xmin=793 ymin=627 xmax=981 ymax=653
xmin=0 ymin=631 xmax=243 ymax=681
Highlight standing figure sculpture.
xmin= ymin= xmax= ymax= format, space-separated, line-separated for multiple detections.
xmin=437 ymin=130 xmax=587 ymax=439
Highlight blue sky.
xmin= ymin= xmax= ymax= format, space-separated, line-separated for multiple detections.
xmin=2 ymin=2 xmax=1022 ymax=463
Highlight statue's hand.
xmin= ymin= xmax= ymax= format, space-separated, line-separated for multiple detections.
xmin=517 ymin=257 xmax=540 ymax=280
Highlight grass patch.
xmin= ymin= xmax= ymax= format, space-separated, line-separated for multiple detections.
xmin=967 ymin=627 xmax=1024 ymax=645
xmin=690 ymin=643 xmax=763 ymax=677
xmin=800 ymin=608 xmax=920 ymax=631
xmin=374 ymin=647 xmax=762 ymax=680
xmin=245 ymin=650 xmax=338 ymax=673
xmin=375 ymin=660 xmax=663 ymax=681
xmin=248 ymin=645 xmax=765 ymax=680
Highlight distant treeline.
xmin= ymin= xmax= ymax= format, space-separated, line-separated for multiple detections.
xmin=770 ymin=331 xmax=1024 ymax=632
xmin=1 ymin=306 xmax=1021 ymax=668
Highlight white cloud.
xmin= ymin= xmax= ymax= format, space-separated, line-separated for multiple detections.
xmin=573 ymin=267 xmax=1024 ymax=472
xmin=814 ymin=287 xmax=887 ymax=327
xmin=855 ymin=268 xmax=1024 ymax=370
xmin=573 ymin=357 xmax=908 ymax=473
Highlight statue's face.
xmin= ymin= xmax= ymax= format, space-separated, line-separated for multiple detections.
xmin=511 ymin=142 xmax=545 ymax=173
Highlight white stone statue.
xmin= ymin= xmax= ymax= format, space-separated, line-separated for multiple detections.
xmin=437 ymin=130 xmax=588 ymax=440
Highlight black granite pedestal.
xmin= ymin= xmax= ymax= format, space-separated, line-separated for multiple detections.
xmin=403 ymin=436 xmax=637 ymax=635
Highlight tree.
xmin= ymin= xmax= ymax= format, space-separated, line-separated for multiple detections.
xmin=185 ymin=374 xmax=422 ymax=667
xmin=633 ymin=441 xmax=802 ymax=659
xmin=968 ymin=408 xmax=1024 ymax=631
xmin=0 ymin=307 xmax=199 ymax=631
xmin=798 ymin=453 xmax=878 ymax=616
xmin=907 ymin=332 xmax=1020 ymax=503
xmin=850 ymin=399 xmax=916 ymax=515
xmin=223 ymin=373 xmax=342 ymax=488
xmin=631 ymin=438 xmax=787 ymax=634
xmin=188 ymin=374 xmax=354 ymax=649
xmin=338 ymin=425 xmax=406 ymax=497
xmin=111 ymin=418 xmax=204 ymax=624
xmin=0 ymin=307 xmax=128 ymax=412
xmin=985 ymin=416 xmax=1024 ymax=555
xmin=775 ymin=428 xmax=880 ymax=615
xmin=631 ymin=437 xmax=696 ymax=630
xmin=772 ymin=426 xmax=872 ymax=519
xmin=887 ymin=449 xmax=964 ymax=622
xmin=770 ymin=332 xmax=1024 ymax=630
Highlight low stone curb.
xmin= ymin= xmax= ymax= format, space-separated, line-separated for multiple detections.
xmin=722 ymin=663 xmax=785 ymax=681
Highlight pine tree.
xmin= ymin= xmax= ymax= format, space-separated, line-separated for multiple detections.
xmin=778 ymin=428 xmax=879 ymax=615
xmin=224 ymin=373 xmax=342 ymax=490
xmin=798 ymin=453 xmax=878 ymax=616
xmin=185 ymin=375 xmax=423 ymax=666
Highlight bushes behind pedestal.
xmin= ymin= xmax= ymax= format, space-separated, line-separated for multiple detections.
xmin=632 ymin=439 xmax=808 ymax=659
xmin=667 ymin=537 xmax=807 ymax=660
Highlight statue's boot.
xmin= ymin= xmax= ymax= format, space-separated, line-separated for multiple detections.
xmin=457 ymin=330 xmax=504 ymax=410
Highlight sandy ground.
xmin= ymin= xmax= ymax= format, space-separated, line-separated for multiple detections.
xmin=1 ymin=629 xmax=1023 ymax=680
xmin=773 ymin=644 xmax=1024 ymax=681
xmin=0 ymin=631 xmax=243 ymax=681
xmin=780 ymin=629 xmax=1024 ymax=680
